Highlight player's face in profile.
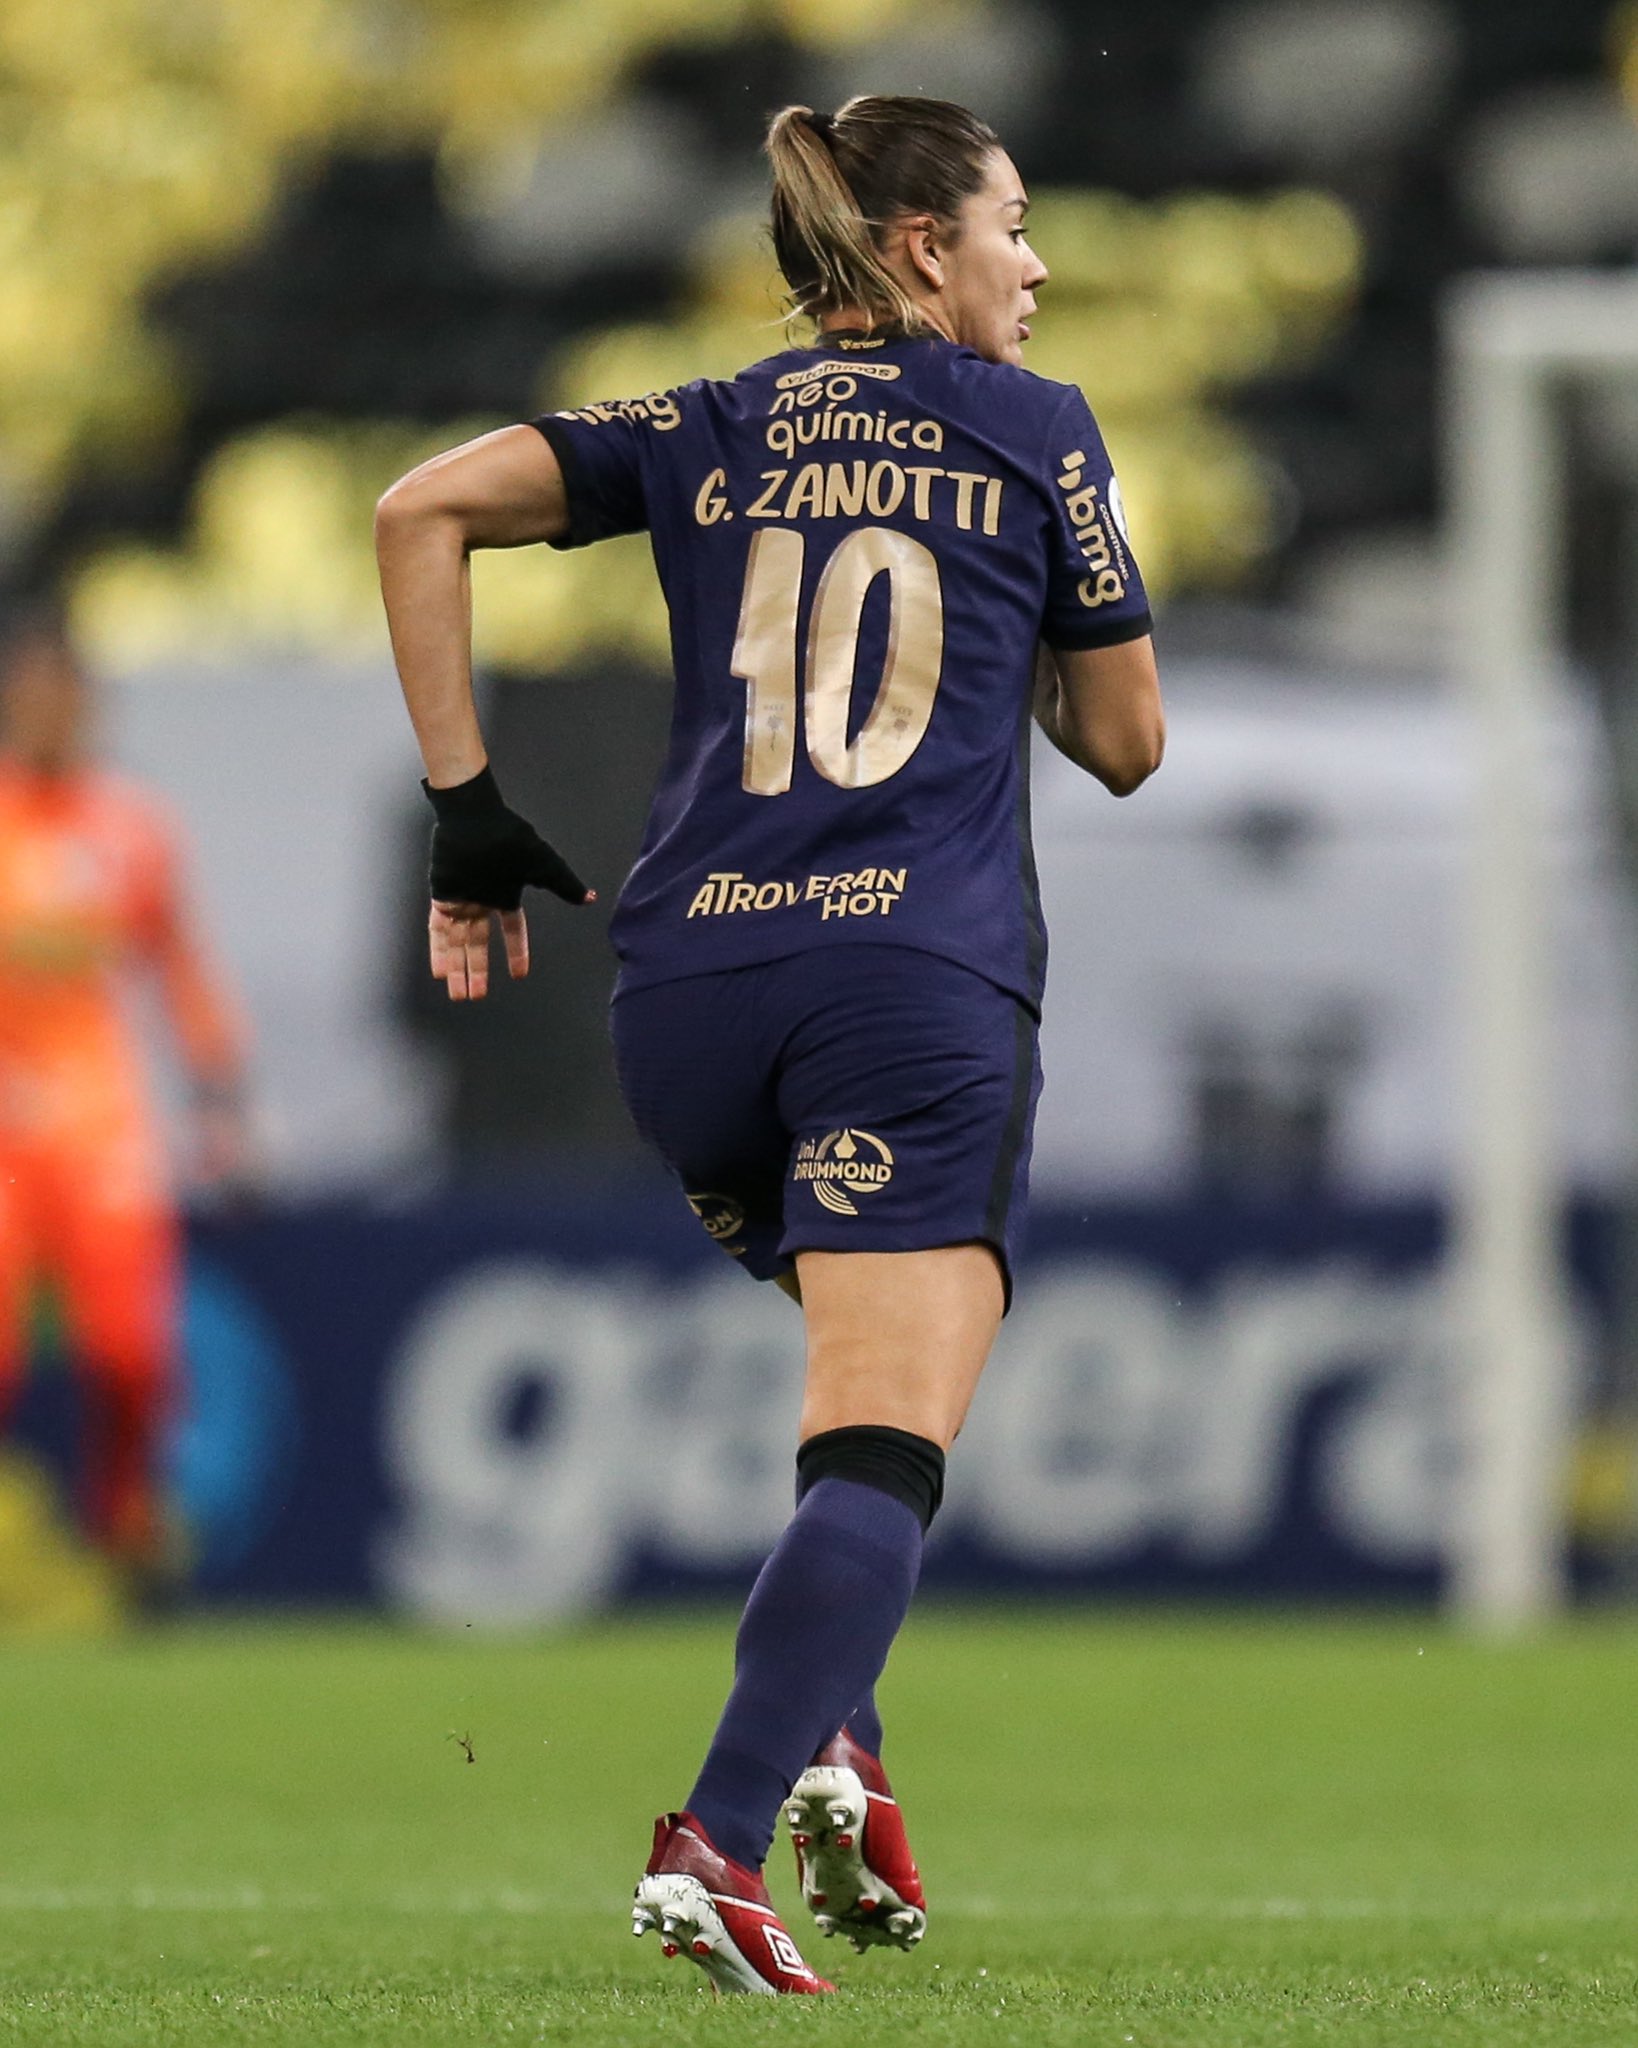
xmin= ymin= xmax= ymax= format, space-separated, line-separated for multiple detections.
xmin=939 ymin=150 xmax=1047 ymax=368
xmin=0 ymin=632 xmax=91 ymax=774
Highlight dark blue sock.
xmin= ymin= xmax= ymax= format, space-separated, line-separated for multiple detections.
xmin=686 ymin=1476 xmax=923 ymax=1870
xmin=793 ymin=1460 xmax=888 ymax=1763
xmin=793 ymin=1444 xmax=894 ymax=1766
xmin=845 ymin=1687 xmax=885 ymax=1759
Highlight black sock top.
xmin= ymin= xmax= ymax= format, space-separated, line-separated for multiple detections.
xmin=796 ymin=1424 xmax=946 ymax=1532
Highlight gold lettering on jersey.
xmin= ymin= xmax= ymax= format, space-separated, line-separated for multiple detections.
xmin=739 ymin=459 xmax=1003 ymax=533
xmin=694 ymin=467 xmax=730 ymax=525
xmin=684 ymin=866 xmax=908 ymax=921
xmin=786 ymin=464 xmax=825 ymax=519
xmin=903 ymin=466 xmax=938 ymax=520
xmin=824 ymin=462 xmax=868 ymax=518
xmin=1056 ymin=447 xmax=1130 ymax=608
xmin=555 ymin=390 xmax=681 ymax=432
xmin=863 ymin=463 xmax=904 ymax=517
xmin=946 ymin=470 xmax=986 ymax=528
xmin=776 ymin=360 xmax=902 ymax=389
xmin=765 ymin=409 xmax=945 ymax=455
xmin=747 ymin=470 xmax=788 ymax=517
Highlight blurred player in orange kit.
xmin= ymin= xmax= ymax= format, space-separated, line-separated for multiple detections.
xmin=0 ymin=604 xmax=251 ymax=1596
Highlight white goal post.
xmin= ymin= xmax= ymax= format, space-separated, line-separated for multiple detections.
xmin=1444 ymin=271 xmax=1638 ymax=1628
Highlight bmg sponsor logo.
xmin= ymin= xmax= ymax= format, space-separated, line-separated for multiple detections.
xmin=553 ymin=390 xmax=681 ymax=432
xmin=1056 ymin=446 xmax=1132 ymax=609
xmin=792 ymin=1128 xmax=895 ymax=1216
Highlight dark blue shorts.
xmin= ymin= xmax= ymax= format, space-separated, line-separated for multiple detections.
xmin=610 ymin=945 xmax=1041 ymax=1307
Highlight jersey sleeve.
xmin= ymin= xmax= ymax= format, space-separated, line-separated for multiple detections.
xmin=530 ymin=394 xmax=675 ymax=550
xmin=1037 ymin=387 xmax=1152 ymax=651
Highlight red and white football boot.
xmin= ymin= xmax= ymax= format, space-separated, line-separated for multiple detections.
xmin=785 ymin=1725 xmax=928 ymax=1951
xmin=632 ymin=1812 xmax=834 ymax=1996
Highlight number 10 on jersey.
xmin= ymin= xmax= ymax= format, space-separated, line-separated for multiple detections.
xmin=732 ymin=526 xmax=945 ymax=795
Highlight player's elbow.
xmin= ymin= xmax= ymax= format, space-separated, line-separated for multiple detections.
xmin=374 ymin=476 xmax=417 ymax=553
xmin=374 ymin=467 xmax=459 ymax=553
xmin=1097 ymin=720 xmax=1165 ymax=796
xmin=1065 ymin=707 xmax=1164 ymax=795
xmin=1052 ymin=639 xmax=1165 ymax=796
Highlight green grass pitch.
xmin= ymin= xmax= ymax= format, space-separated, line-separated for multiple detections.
xmin=1 ymin=1609 xmax=1635 ymax=2044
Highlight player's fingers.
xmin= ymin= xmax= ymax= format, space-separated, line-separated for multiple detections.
xmin=501 ymin=908 xmax=530 ymax=979
xmin=434 ymin=900 xmax=476 ymax=1001
xmin=464 ymin=916 xmax=491 ymax=1000
xmin=427 ymin=905 xmax=460 ymax=983
xmin=430 ymin=909 xmax=460 ymax=991
xmin=445 ymin=927 xmax=469 ymax=1000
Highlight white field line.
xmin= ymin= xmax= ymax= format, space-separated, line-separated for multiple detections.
xmin=0 ymin=1886 xmax=1627 ymax=1924
xmin=949 ymin=1895 xmax=1632 ymax=1925
xmin=0 ymin=1886 xmax=573 ymax=1915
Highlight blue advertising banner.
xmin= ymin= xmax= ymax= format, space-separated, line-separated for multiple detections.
xmin=9 ymin=1188 xmax=1611 ymax=1618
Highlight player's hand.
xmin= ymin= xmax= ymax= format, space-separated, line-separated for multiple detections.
xmin=422 ymin=766 xmax=595 ymax=1001
xmin=429 ymin=898 xmax=535 ymax=1000
xmin=187 ymin=1087 xmax=264 ymax=1209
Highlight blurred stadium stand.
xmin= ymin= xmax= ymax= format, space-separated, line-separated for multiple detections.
xmin=0 ymin=0 xmax=1622 ymax=658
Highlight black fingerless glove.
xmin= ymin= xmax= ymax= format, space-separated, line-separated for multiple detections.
xmin=422 ymin=766 xmax=591 ymax=910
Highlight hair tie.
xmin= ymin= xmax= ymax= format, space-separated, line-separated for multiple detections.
xmin=808 ymin=110 xmax=835 ymax=142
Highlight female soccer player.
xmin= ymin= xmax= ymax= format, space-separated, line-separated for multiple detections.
xmin=376 ymin=95 xmax=1163 ymax=1995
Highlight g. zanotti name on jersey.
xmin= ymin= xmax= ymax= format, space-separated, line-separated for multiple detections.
xmin=694 ymin=458 xmax=1004 ymax=535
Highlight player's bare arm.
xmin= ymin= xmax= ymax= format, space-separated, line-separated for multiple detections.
xmin=1033 ymin=636 xmax=1165 ymax=795
xmin=375 ymin=426 xmax=591 ymax=1003
xmin=374 ymin=425 xmax=570 ymax=786
xmin=148 ymin=903 xmax=253 ymax=1187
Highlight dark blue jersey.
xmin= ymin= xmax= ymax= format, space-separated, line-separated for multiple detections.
xmin=532 ymin=330 xmax=1150 ymax=1013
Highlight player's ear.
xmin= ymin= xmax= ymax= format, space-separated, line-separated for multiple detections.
xmin=901 ymin=215 xmax=944 ymax=292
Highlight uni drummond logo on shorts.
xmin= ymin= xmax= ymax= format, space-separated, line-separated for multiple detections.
xmin=792 ymin=1128 xmax=895 ymax=1217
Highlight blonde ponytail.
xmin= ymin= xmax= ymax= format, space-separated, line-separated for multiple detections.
xmin=764 ymin=96 xmax=998 ymax=336
xmin=766 ymin=106 xmax=921 ymax=333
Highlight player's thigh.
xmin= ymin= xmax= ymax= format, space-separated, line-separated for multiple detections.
xmin=795 ymin=1243 xmax=1003 ymax=1449
xmin=773 ymin=946 xmax=1041 ymax=1443
xmin=50 ymin=1137 xmax=179 ymax=1375
xmin=610 ymin=970 xmax=791 ymax=1279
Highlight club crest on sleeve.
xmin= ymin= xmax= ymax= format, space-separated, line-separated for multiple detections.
xmin=791 ymin=1128 xmax=895 ymax=1216
xmin=1107 ymin=473 xmax=1131 ymax=546
xmin=687 ymin=1191 xmax=747 ymax=1250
